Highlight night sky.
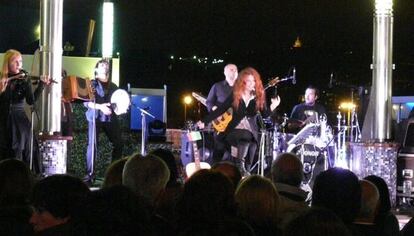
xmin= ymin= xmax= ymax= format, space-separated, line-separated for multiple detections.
xmin=1 ymin=1 xmax=414 ymax=126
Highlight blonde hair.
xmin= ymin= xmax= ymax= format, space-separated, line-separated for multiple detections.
xmin=1 ymin=49 xmax=22 ymax=79
xmin=0 ymin=49 xmax=22 ymax=92
xmin=235 ymin=175 xmax=280 ymax=225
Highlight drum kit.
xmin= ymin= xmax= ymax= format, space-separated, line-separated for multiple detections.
xmin=265 ymin=109 xmax=362 ymax=186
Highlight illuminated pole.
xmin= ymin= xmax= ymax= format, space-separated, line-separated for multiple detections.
xmin=372 ymin=0 xmax=393 ymax=141
xmin=39 ymin=0 xmax=63 ymax=134
xmin=184 ymin=104 xmax=187 ymax=122
xmin=184 ymin=96 xmax=192 ymax=122
xmin=102 ymin=1 xmax=114 ymax=59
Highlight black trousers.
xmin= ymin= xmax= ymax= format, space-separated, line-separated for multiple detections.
xmin=211 ymin=133 xmax=229 ymax=164
xmin=225 ymin=129 xmax=257 ymax=166
xmin=86 ymin=118 xmax=123 ymax=174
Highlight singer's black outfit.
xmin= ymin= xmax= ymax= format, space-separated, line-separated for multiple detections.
xmin=84 ymin=79 xmax=123 ymax=180
xmin=206 ymin=80 xmax=233 ymax=164
xmin=0 ymin=74 xmax=44 ymax=173
xmin=202 ymin=93 xmax=274 ymax=174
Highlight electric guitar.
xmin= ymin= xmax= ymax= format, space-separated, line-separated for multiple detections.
xmin=192 ymin=92 xmax=232 ymax=132
xmin=192 ymin=77 xmax=281 ymax=132
xmin=185 ymin=130 xmax=211 ymax=178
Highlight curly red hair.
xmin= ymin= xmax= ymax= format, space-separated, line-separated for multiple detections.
xmin=232 ymin=67 xmax=265 ymax=111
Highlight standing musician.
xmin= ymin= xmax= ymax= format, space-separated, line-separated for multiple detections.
xmin=290 ymin=85 xmax=326 ymax=125
xmin=0 ymin=49 xmax=51 ymax=173
xmin=205 ymin=63 xmax=238 ymax=164
xmin=84 ymin=59 xmax=123 ymax=183
xmin=198 ymin=67 xmax=280 ymax=176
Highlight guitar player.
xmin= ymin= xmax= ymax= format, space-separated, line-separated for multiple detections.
xmin=206 ymin=63 xmax=238 ymax=164
xmin=199 ymin=67 xmax=280 ymax=176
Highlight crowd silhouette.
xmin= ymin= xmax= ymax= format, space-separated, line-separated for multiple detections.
xmin=0 ymin=148 xmax=413 ymax=236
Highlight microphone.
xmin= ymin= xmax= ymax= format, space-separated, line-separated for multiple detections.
xmin=257 ymin=110 xmax=265 ymax=130
xmin=127 ymin=83 xmax=131 ymax=94
xmin=328 ymin=72 xmax=333 ymax=88
xmin=292 ymin=67 xmax=296 ymax=85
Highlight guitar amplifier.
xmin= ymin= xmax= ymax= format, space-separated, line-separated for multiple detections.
xmin=62 ymin=76 xmax=94 ymax=101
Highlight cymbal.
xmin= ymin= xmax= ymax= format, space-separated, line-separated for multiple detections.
xmin=333 ymin=125 xmax=351 ymax=129
xmin=287 ymin=119 xmax=305 ymax=126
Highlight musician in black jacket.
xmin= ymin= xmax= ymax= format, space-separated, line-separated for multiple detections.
xmin=0 ymin=49 xmax=49 ymax=173
xmin=84 ymin=59 xmax=123 ymax=183
xmin=206 ymin=64 xmax=238 ymax=164
xmin=198 ymin=67 xmax=280 ymax=175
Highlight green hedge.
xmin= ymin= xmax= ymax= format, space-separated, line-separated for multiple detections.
xmin=66 ymin=103 xmax=141 ymax=179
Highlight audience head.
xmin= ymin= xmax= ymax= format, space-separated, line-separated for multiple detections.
xmin=312 ymin=167 xmax=361 ymax=224
xmin=102 ymin=157 xmax=128 ymax=189
xmin=150 ymin=148 xmax=180 ymax=186
xmin=235 ymin=175 xmax=279 ymax=226
xmin=271 ymin=152 xmax=303 ymax=187
xmin=285 ymin=207 xmax=352 ymax=236
xmin=80 ymin=185 xmax=152 ymax=235
xmin=355 ymin=179 xmax=379 ymax=223
xmin=363 ymin=175 xmax=392 ymax=215
xmin=122 ymin=153 xmax=170 ymax=205
xmin=0 ymin=159 xmax=33 ymax=206
xmin=29 ymin=174 xmax=90 ymax=233
xmin=176 ymin=169 xmax=236 ymax=226
xmin=211 ymin=161 xmax=242 ymax=187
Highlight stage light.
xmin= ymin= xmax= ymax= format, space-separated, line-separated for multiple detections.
xmin=34 ymin=24 xmax=40 ymax=40
xmin=339 ymin=102 xmax=356 ymax=110
xmin=375 ymin=0 xmax=393 ymax=14
xmin=102 ymin=1 xmax=114 ymax=58
xmin=183 ymin=95 xmax=193 ymax=122
xmin=183 ymin=95 xmax=193 ymax=105
xmin=170 ymin=55 xmax=174 ymax=59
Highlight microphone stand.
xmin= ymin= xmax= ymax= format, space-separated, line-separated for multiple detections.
xmin=253 ymin=111 xmax=267 ymax=176
xmin=90 ymin=96 xmax=97 ymax=179
xmin=28 ymin=79 xmax=42 ymax=173
xmin=29 ymin=104 xmax=41 ymax=172
xmin=131 ymin=103 xmax=155 ymax=155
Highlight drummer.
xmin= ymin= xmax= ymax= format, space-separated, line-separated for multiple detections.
xmin=290 ymin=85 xmax=326 ymax=126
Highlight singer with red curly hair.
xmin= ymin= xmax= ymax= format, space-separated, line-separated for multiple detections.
xmin=199 ymin=67 xmax=280 ymax=176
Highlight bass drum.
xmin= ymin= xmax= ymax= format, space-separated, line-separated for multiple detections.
xmin=289 ymin=144 xmax=327 ymax=187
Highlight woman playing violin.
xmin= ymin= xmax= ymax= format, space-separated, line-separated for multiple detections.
xmin=0 ymin=49 xmax=50 ymax=173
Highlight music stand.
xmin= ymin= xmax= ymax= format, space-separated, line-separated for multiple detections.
xmin=131 ymin=103 xmax=155 ymax=155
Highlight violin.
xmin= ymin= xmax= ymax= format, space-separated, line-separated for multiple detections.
xmin=4 ymin=71 xmax=28 ymax=83
xmin=3 ymin=71 xmax=57 ymax=84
